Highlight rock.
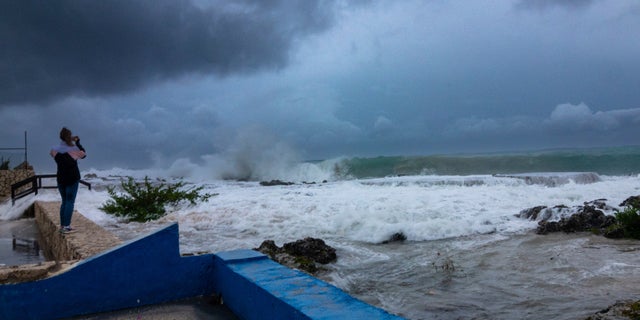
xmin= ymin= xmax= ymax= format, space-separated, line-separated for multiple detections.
xmin=254 ymin=237 xmax=337 ymax=274
xmin=585 ymin=199 xmax=617 ymax=212
xmin=603 ymin=226 xmax=625 ymax=239
xmin=517 ymin=206 xmax=547 ymax=220
xmin=282 ymin=237 xmax=337 ymax=264
xmin=568 ymin=205 xmax=610 ymax=232
xmin=255 ymin=240 xmax=279 ymax=257
xmin=259 ymin=180 xmax=294 ymax=186
xmin=518 ymin=205 xmax=570 ymax=221
xmin=585 ymin=300 xmax=640 ymax=320
xmin=381 ymin=232 xmax=407 ymax=244
xmin=620 ymin=195 xmax=640 ymax=209
xmin=523 ymin=200 xmax=617 ymax=236
xmin=536 ymin=221 xmax=560 ymax=234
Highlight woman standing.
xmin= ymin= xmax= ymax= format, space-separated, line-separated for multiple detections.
xmin=50 ymin=127 xmax=86 ymax=234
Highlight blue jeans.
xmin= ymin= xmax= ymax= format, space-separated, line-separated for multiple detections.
xmin=58 ymin=182 xmax=79 ymax=227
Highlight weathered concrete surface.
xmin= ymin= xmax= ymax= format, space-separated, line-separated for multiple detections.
xmin=0 ymin=201 xmax=122 ymax=284
xmin=0 ymin=261 xmax=77 ymax=284
xmin=69 ymin=296 xmax=239 ymax=320
xmin=35 ymin=201 xmax=122 ymax=261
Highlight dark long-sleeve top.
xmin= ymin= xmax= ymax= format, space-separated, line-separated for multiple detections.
xmin=50 ymin=140 xmax=87 ymax=186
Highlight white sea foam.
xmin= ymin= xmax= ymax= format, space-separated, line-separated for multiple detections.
xmin=6 ymin=171 xmax=639 ymax=255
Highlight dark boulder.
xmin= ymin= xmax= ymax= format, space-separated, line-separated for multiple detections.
xmin=255 ymin=240 xmax=279 ymax=257
xmin=282 ymin=237 xmax=337 ymax=264
xmin=567 ymin=205 xmax=612 ymax=232
xmin=521 ymin=200 xmax=618 ymax=236
xmin=620 ymin=195 xmax=640 ymax=209
xmin=259 ymin=180 xmax=294 ymax=186
xmin=517 ymin=206 xmax=547 ymax=220
xmin=255 ymin=237 xmax=337 ymax=274
xmin=536 ymin=221 xmax=560 ymax=234
xmin=602 ymin=226 xmax=625 ymax=239
xmin=585 ymin=300 xmax=640 ymax=320
xmin=517 ymin=205 xmax=569 ymax=221
xmin=381 ymin=232 xmax=407 ymax=244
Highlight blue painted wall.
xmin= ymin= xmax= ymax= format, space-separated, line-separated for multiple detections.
xmin=1 ymin=223 xmax=405 ymax=320
xmin=0 ymin=223 xmax=215 ymax=319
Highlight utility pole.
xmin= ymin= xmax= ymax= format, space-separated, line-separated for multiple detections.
xmin=24 ymin=131 xmax=28 ymax=165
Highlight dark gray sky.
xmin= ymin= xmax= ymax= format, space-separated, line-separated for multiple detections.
xmin=1 ymin=0 xmax=640 ymax=173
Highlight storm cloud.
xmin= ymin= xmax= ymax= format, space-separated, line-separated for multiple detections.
xmin=1 ymin=0 xmax=640 ymax=173
xmin=0 ymin=0 xmax=337 ymax=107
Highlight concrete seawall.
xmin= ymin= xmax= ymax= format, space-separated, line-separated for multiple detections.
xmin=34 ymin=201 xmax=121 ymax=261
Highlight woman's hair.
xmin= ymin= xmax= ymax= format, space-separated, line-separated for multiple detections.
xmin=60 ymin=127 xmax=74 ymax=146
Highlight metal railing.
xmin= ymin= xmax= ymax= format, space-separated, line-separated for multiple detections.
xmin=11 ymin=174 xmax=91 ymax=205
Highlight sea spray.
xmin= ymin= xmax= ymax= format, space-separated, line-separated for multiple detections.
xmin=137 ymin=145 xmax=640 ymax=183
xmin=157 ymin=127 xmax=335 ymax=182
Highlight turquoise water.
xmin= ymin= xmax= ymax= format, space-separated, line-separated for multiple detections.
xmin=335 ymin=146 xmax=640 ymax=178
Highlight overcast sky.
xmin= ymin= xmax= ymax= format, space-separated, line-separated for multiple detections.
xmin=1 ymin=0 xmax=640 ymax=174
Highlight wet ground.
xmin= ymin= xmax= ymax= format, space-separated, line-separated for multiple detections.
xmin=0 ymin=218 xmax=46 ymax=267
xmin=66 ymin=296 xmax=239 ymax=320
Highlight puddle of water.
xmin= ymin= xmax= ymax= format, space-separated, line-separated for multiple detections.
xmin=0 ymin=219 xmax=46 ymax=267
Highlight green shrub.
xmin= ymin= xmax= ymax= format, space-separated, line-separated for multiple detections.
xmin=614 ymin=206 xmax=640 ymax=240
xmin=100 ymin=176 xmax=215 ymax=222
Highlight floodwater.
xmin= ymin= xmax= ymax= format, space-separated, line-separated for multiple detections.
xmin=0 ymin=218 xmax=45 ymax=267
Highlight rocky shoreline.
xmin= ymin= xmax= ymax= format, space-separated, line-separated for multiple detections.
xmin=256 ymin=194 xmax=640 ymax=319
xmin=586 ymin=300 xmax=640 ymax=320
xmin=518 ymin=196 xmax=640 ymax=238
xmin=254 ymin=237 xmax=337 ymax=275
xmin=518 ymin=195 xmax=640 ymax=320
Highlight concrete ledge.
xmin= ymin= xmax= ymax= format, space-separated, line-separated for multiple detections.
xmin=35 ymin=201 xmax=122 ymax=261
xmin=0 ymin=261 xmax=56 ymax=284
xmin=0 ymin=261 xmax=77 ymax=284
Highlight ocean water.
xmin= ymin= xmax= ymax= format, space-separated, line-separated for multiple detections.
xmin=2 ymin=147 xmax=640 ymax=319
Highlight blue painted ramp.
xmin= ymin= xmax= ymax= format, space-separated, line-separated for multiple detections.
xmin=213 ymin=249 xmax=405 ymax=320
xmin=0 ymin=223 xmax=215 ymax=319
